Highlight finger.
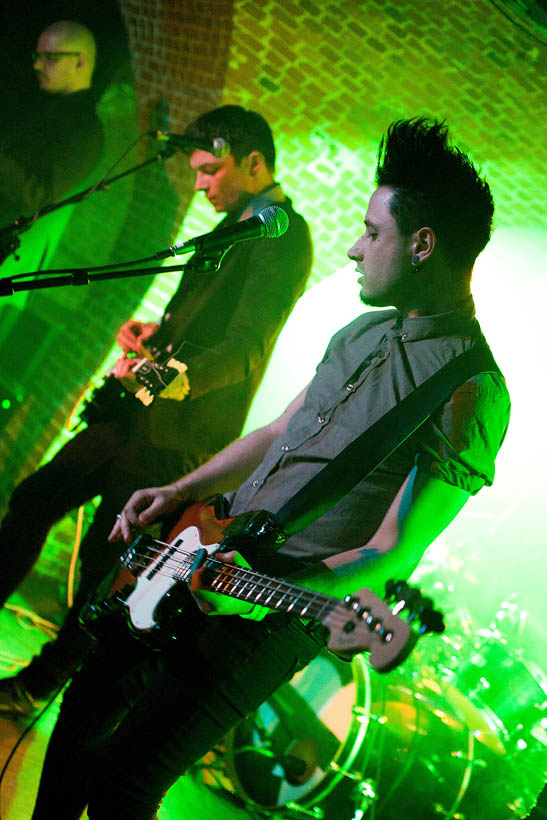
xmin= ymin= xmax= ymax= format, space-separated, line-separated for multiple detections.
xmin=122 ymin=511 xmax=136 ymax=543
xmin=136 ymin=341 xmax=151 ymax=358
xmin=118 ymin=324 xmax=143 ymax=353
xmin=108 ymin=519 xmax=122 ymax=542
xmin=112 ymin=510 xmax=133 ymax=543
xmin=113 ymin=357 xmax=131 ymax=378
xmin=136 ymin=496 xmax=164 ymax=526
xmin=189 ymin=566 xmax=215 ymax=615
xmin=117 ymin=329 xmax=135 ymax=351
xmin=193 ymin=595 xmax=213 ymax=615
xmin=122 ymin=494 xmax=148 ymax=528
xmin=216 ymin=550 xmax=251 ymax=568
xmin=189 ymin=563 xmax=206 ymax=594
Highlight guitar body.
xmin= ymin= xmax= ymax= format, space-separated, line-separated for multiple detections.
xmin=81 ymin=497 xmax=235 ymax=643
xmin=81 ymin=496 xmax=286 ymax=644
xmin=78 ymin=343 xmax=185 ymax=425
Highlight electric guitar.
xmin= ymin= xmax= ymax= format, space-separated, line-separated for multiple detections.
xmin=81 ymin=496 xmax=444 ymax=673
xmin=78 ymin=345 xmax=187 ymax=425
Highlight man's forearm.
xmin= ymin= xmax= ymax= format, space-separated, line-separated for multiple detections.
xmin=172 ymin=385 xmax=308 ymax=499
xmin=172 ymin=424 xmax=279 ymax=499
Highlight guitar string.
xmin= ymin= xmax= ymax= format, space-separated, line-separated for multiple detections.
xmin=118 ymin=537 xmax=341 ymax=617
xmin=120 ymin=535 xmax=436 ymax=632
xmin=115 ymin=538 xmax=402 ymax=628
xmin=121 ymin=542 xmax=404 ymax=621
xmin=141 ymin=558 xmax=334 ymax=615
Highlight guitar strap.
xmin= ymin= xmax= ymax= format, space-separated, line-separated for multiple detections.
xmin=275 ymin=345 xmax=501 ymax=536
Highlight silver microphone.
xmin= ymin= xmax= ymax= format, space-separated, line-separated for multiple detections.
xmin=154 ymin=205 xmax=289 ymax=260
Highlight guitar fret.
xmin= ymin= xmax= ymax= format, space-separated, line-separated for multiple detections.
xmin=298 ymin=592 xmax=321 ymax=617
xmin=212 ymin=568 xmax=356 ymax=634
xmin=225 ymin=572 xmax=335 ymax=619
xmin=263 ymin=580 xmax=285 ymax=606
xmin=232 ymin=573 xmax=255 ymax=599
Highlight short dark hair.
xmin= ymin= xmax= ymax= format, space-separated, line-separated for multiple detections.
xmin=376 ymin=118 xmax=494 ymax=271
xmin=184 ymin=105 xmax=276 ymax=171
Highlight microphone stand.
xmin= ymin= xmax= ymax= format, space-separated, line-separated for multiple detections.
xmin=0 ymin=254 xmax=225 ymax=299
xmin=0 ymin=143 xmax=177 ymax=267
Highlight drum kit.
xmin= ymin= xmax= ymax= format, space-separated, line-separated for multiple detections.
xmin=198 ymin=544 xmax=547 ymax=819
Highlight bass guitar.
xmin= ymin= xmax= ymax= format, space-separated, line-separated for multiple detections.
xmin=81 ymin=496 xmax=444 ymax=673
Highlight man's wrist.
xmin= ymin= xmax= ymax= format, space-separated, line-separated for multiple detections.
xmin=239 ymin=603 xmax=270 ymax=621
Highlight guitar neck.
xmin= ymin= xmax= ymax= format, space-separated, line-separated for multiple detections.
xmin=208 ymin=562 xmax=339 ymax=623
xmin=202 ymin=560 xmax=411 ymax=669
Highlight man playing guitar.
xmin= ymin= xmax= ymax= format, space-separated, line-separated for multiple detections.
xmin=30 ymin=118 xmax=509 ymax=820
xmin=0 ymin=105 xmax=313 ymax=717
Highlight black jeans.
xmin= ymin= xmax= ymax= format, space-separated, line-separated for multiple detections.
xmin=0 ymin=419 xmax=198 ymax=695
xmin=31 ymin=608 xmax=327 ymax=820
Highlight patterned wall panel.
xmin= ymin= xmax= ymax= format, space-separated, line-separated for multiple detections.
xmin=214 ymin=0 xmax=546 ymax=283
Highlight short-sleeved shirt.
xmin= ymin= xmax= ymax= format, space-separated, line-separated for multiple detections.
xmin=229 ymin=298 xmax=510 ymax=560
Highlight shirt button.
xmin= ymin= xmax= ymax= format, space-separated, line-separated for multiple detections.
xmin=316 ymin=415 xmax=326 ymax=424
xmin=401 ymin=333 xmax=408 ymax=341
xmin=251 ymin=479 xmax=260 ymax=487
xmin=281 ymin=444 xmax=289 ymax=452
xmin=345 ymin=383 xmax=354 ymax=392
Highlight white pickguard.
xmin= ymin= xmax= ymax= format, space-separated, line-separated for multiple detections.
xmin=124 ymin=526 xmax=219 ymax=629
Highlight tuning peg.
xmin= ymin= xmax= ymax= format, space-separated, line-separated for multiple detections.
xmin=384 ymin=579 xmax=445 ymax=634
xmin=384 ymin=579 xmax=421 ymax=613
xmin=416 ymin=595 xmax=433 ymax=613
xmin=384 ymin=578 xmax=410 ymax=602
xmin=418 ymin=607 xmax=445 ymax=635
xmin=403 ymin=587 xmax=422 ymax=610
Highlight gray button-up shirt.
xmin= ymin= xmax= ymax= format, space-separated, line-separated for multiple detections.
xmin=230 ymin=299 xmax=510 ymax=560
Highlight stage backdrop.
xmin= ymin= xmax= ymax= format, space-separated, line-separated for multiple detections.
xmin=0 ymin=5 xmax=545 ymax=809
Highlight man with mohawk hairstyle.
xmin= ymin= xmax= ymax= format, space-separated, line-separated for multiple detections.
xmin=30 ymin=118 xmax=509 ymax=820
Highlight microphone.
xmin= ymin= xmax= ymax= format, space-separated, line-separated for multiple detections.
xmin=149 ymin=130 xmax=229 ymax=158
xmin=154 ymin=205 xmax=289 ymax=260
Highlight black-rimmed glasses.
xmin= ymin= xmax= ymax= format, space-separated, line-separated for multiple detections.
xmin=32 ymin=51 xmax=81 ymax=63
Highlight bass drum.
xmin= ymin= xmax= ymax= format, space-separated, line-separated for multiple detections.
xmin=220 ymin=648 xmax=543 ymax=819
xmin=222 ymin=649 xmax=371 ymax=811
xmin=357 ymin=669 xmax=536 ymax=820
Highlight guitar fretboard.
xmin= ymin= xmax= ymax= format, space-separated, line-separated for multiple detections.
xmin=211 ymin=563 xmax=337 ymax=621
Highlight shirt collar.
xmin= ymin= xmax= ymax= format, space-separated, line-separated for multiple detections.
xmin=238 ymin=183 xmax=285 ymax=221
xmin=388 ymin=296 xmax=478 ymax=341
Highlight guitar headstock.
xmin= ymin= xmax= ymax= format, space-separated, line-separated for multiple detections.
xmin=324 ymin=580 xmax=444 ymax=673
xmin=383 ymin=579 xmax=445 ymax=636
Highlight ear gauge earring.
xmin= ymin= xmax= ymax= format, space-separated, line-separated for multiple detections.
xmin=411 ymin=254 xmax=421 ymax=272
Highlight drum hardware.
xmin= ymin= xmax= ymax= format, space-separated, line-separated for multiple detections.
xmin=349 ymin=779 xmax=377 ymax=820
xmin=324 ymin=762 xmax=378 ymax=820
xmin=280 ymin=802 xmax=324 ymax=818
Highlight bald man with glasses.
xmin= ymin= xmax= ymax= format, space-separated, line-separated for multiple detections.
xmin=32 ymin=20 xmax=97 ymax=95
xmin=0 ymin=20 xmax=103 ymax=223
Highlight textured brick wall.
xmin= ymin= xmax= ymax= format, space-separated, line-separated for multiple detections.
xmin=117 ymin=0 xmax=546 ymax=295
xmin=213 ymin=0 xmax=545 ymax=283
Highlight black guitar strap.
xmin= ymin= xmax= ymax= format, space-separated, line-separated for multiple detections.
xmin=275 ymin=345 xmax=501 ymax=536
